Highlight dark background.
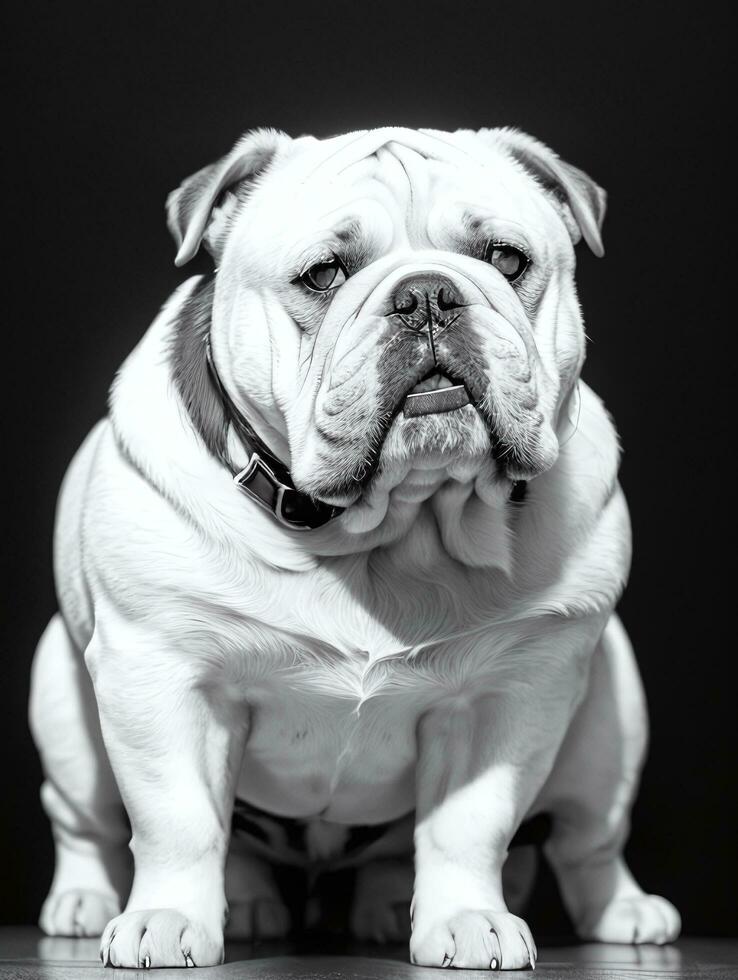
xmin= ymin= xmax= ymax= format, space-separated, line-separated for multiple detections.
xmin=3 ymin=0 xmax=734 ymax=937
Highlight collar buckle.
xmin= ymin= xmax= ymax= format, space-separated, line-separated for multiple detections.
xmin=234 ymin=453 xmax=311 ymax=531
xmin=234 ymin=453 xmax=340 ymax=531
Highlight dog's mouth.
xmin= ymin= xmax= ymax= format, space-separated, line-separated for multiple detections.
xmin=402 ymin=369 xmax=471 ymax=418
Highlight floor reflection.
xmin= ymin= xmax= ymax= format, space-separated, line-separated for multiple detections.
xmin=0 ymin=927 xmax=729 ymax=979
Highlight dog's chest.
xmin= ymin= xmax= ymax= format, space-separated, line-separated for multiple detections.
xmin=231 ymin=533 xmax=516 ymax=822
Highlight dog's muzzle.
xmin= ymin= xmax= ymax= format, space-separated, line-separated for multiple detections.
xmin=387 ymin=273 xmax=472 ymax=417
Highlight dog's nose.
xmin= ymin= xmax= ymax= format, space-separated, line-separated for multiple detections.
xmin=389 ymin=274 xmax=465 ymax=331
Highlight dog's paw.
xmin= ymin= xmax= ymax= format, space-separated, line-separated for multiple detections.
xmin=100 ymin=908 xmax=223 ymax=968
xmin=410 ymin=909 xmax=536 ymax=970
xmin=578 ymin=893 xmax=681 ymax=945
xmin=225 ymin=898 xmax=291 ymax=940
xmin=40 ymin=889 xmax=121 ymax=938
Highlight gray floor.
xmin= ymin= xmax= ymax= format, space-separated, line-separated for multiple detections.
xmin=1 ymin=929 xmax=737 ymax=979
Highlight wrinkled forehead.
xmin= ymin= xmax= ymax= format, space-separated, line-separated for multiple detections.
xmin=295 ymin=127 xmax=478 ymax=180
xmin=258 ymin=127 xmax=535 ymax=229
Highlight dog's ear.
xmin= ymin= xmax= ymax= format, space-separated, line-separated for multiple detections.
xmin=472 ymin=128 xmax=607 ymax=257
xmin=166 ymin=128 xmax=292 ymax=267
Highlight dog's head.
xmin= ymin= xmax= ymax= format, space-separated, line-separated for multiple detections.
xmin=167 ymin=127 xmax=605 ymax=510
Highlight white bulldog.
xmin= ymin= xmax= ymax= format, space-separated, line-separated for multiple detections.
xmin=29 ymin=126 xmax=681 ymax=970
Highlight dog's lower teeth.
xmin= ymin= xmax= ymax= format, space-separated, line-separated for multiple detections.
xmin=403 ymin=384 xmax=470 ymax=417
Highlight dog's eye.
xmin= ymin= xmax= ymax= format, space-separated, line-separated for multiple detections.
xmin=300 ymin=258 xmax=347 ymax=292
xmin=485 ymin=242 xmax=530 ymax=282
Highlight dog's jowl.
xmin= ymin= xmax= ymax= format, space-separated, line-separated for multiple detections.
xmin=29 ymin=126 xmax=681 ymax=970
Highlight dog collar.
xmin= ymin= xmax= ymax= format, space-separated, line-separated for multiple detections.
xmin=204 ymin=337 xmax=345 ymax=531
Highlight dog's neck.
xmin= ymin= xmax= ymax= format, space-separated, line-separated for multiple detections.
xmin=325 ymin=454 xmax=518 ymax=570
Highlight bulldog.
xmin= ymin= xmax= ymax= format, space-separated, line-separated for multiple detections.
xmin=29 ymin=126 xmax=681 ymax=970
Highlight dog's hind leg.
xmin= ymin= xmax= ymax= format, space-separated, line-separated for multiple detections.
xmin=224 ymin=844 xmax=291 ymax=939
xmin=501 ymin=845 xmax=538 ymax=916
xmin=29 ymin=613 xmax=132 ymax=937
xmin=351 ymin=858 xmax=413 ymax=943
xmin=538 ymin=613 xmax=681 ymax=944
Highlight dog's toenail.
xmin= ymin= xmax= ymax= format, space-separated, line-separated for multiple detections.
xmin=490 ymin=957 xmax=498 ymax=969
xmin=143 ymin=955 xmax=150 ymax=969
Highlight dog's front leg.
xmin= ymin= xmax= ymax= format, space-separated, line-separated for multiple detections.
xmin=410 ymin=641 xmax=595 ymax=971
xmin=85 ymin=625 xmax=248 ymax=969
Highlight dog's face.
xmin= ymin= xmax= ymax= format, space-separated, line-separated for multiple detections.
xmin=168 ymin=127 xmax=606 ymax=508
